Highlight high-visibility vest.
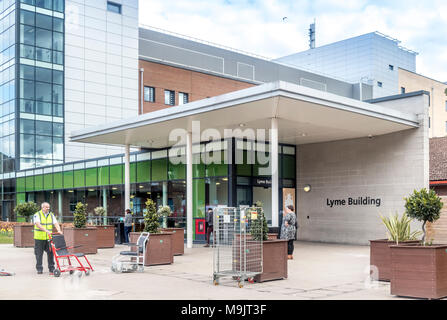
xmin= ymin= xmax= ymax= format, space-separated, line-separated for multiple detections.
xmin=34 ymin=210 xmax=53 ymax=240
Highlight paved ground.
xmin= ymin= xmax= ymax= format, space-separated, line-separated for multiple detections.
xmin=0 ymin=241 xmax=414 ymax=300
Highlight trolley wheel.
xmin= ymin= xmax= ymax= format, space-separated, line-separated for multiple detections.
xmin=238 ymin=282 xmax=243 ymax=288
xmin=111 ymin=265 xmax=116 ymax=273
xmin=213 ymin=280 xmax=219 ymax=286
xmin=248 ymin=277 xmax=254 ymax=284
xmin=53 ymin=269 xmax=61 ymax=277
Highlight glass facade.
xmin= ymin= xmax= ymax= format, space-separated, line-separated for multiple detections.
xmin=18 ymin=0 xmax=64 ymax=170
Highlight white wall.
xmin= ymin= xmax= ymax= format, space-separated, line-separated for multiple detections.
xmin=296 ymin=94 xmax=429 ymax=245
xmin=64 ymin=0 xmax=139 ymax=162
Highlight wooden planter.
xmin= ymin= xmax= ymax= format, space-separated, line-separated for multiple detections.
xmin=13 ymin=224 xmax=34 ymax=248
xmin=130 ymin=232 xmax=174 ymax=266
xmin=370 ymin=239 xmax=420 ymax=281
xmin=161 ymin=228 xmax=184 ymax=255
xmin=95 ymin=225 xmax=115 ymax=248
xmin=232 ymin=236 xmax=288 ymax=283
xmin=390 ymin=244 xmax=447 ymax=299
xmin=63 ymin=227 xmax=97 ymax=254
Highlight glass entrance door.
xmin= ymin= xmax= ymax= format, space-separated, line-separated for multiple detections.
xmin=253 ymin=186 xmax=272 ymax=225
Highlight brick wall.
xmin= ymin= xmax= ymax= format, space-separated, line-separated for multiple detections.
xmin=138 ymin=60 xmax=255 ymax=114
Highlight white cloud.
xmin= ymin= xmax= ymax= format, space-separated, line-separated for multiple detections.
xmin=139 ymin=0 xmax=447 ymax=81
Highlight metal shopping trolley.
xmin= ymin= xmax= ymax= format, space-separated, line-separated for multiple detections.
xmin=212 ymin=207 xmax=263 ymax=288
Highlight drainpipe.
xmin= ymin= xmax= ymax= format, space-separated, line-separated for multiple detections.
xmin=140 ymin=68 xmax=144 ymax=115
xmin=431 ymin=87 xmax=434 ymax=137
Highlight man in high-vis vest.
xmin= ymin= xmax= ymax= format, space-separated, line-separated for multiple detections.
xmin=33 ymin=202 xmax=61 ymax=275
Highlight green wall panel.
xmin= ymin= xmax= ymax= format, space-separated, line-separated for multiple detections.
xmin=136 ymin=161 xmax=150 ymax=183
xmin=193 ymin=179 xmax=205 ymax=218
xmin=25 ymin=176 xmax=34 ymax=192
xmin=43 ymin=174 xmax=53 ymax=190
xmin=152 ymin=159 xmax=167 ymax=181
xmin=16 ymin=177 xmax=26 ymax=192
xmin=110 ymin=164 xmax=123 ymax=185
xmin=168 ymin=163 xmax=185 ymax=180
xmin=34 ymin=175 xmax=43 ymax=191
xmin=63 ymin=171 xmax=73 ymax=189
xmin=53 ymin=172 xmax=63 ymax=189
xmin=85 ymin=168 xmax=97 ymax=186
xmin=206 ymin=163 xmax=228 ymax=177
xmin=193 ymin=155 xmax=205 ymax=178
xmin=74 ymin=169 xmax=85 ymax=188
xmin=130 ymin=163 xmax=136 ymax=183
xmin=98 ymin=166 xmax=110 ymax=185
xmin=16 ymin=193 xmax=26 ymax=204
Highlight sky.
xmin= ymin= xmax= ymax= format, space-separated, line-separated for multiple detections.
xmin=139 ymin=0 xmax=447 ymax=82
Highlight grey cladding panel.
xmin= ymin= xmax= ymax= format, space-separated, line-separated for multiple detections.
xmin=139 ymin=39 xmax=224 ymax=74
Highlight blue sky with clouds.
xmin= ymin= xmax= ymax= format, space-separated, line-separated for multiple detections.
xmin=139 ymin=0 xmax=447 ymax=82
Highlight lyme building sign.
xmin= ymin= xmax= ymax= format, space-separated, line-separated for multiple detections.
xmin=327 ymin=196 xmax=381 ymax=208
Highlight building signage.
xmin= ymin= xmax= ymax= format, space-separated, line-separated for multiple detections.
xmin=253 ymin=178 xmax=271 ymax=187
xmin=327 ymin=197 xmax=381 ymax=208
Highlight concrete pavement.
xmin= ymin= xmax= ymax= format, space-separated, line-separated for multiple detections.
xmin=0 ymin=241 xmax=416 ymax=300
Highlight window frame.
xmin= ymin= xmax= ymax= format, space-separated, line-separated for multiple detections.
xmin=143 ymin=86 xmax=155 ymax=102
xmin=107 ymin=1 xmax=122 ymax=14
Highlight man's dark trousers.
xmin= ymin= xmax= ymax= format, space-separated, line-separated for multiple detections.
xmin=206 ymin=224 xmax=213 ymax=245
xmin=35 ymin=239 xmax=55 ymax=272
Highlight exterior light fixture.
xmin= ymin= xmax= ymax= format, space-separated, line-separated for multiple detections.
xmin=303 ymin=184 xmax=311 ymax=193
xmin=139 ymin=185 xmax=144 ymax=188
xmin=222 ymin=178 xmax=228 ymax=181
xmin=68 ymin=190 xmax=74 ymax=193
xmin=239 ymin=123 xmax=246 ymax=127
xmin=112 ymin=187 xmax=117 ymax=190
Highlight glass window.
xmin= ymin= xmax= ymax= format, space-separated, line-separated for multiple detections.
xmin=35 ymin=135 xmax=52 ymax=159
xmin=53 ymin=137 xmax=63 ymax=160
xmin=401 ymin=87 xmax=405 ymax=94
xmin=36 ymin=28 xmax=52 ymax=49
xmin=35 ymin=82 xmax=52 ymax=102
xmin=377 ymin=81 xmax=383 ymax=88
xmin=20 ymin=10 xmax=35 ymax=26
xmin=21 ymin=0 xmax=35 ymax=5
xmin=53 ymin=17 xmax=64 ymax=32
xmin=20 ymin=119 xmax=35 ymax=134
xmin=35 ymin=0 xmax=52 ymax=10
xmin=53 ymin=32 xmax=63 ymax=51
xmin=53 ymin=123 xmax=63 ymax=136
xmin=20 ymin=134 xmax=35 ymax=157
xmin=36 ymin=101 xmax=52 ymax=115
xmin=389 ymin=65 xmax=394 ymax=71
xmin=20 ymin=44 xmax=35 ymax=59
xmin=53 ymin=0 xmax=64 ymax=13
xmin=21 ymin=25 xmax=35 ymax=46
xmin=52 ymin=84 xmax=63 ymax=103
xmin=20 ymin=65 xmax=35 ymax=80
xmin=36 ymin=67 xmax=52 ymax=83
xmin=36 ymin=120 xmax=52 ymax=136
xmin=36 ymin=13 xmax=52 ymax=30
xmin=179 ymin=92 xmax=189 ymax=105
xmin=52 ymin=51 xmax=63 ymax=65
xmin=164 ymin=90 xmax=175 ymax=105
xmin=20 ymin=100 xmax=35 ymax=113
xmin=144 ymin=86 xmax=155 ymax=102
xmin=20 ymin=80 xmax=35 ymax=100
xmin=107 ymin=2 xmax=122 ymax=14
xmin=53 ymin=70 xmax=63 ymax=84
xmin=53 ymin=104 xmax=63 ymax=117
xmin=36 ymin=47 xmax=52 ymax=63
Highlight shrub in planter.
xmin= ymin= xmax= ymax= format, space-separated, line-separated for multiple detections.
xmin=370 ymin=213 xmax=421 ymax=281
xmin=158 ymin=205 xmax=171 ymax=229
xmin=92 ymin=206 xmax=114 ymax=248
xmin=132 ymin=199 xmax=173 ymax=265
xmin=159 ymin=205 xmax=184 ymax=255
xmin=390 ymin=188 xmax=446 ymax=299
xmin=64 ymin=202 xmax=97 ymax=254
xmin=13 ymin=202 xmax=39 ymax=247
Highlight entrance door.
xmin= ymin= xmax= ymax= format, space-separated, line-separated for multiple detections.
xmin=253 ymin=186 xmax=272 ymax=225
xmin=2 ymin=201 xmax=11 ymax=221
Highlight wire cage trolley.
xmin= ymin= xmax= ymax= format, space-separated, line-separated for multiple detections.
xmin=111 ymin=232 xmax=149 ymax=273
xmin=49 ymin=234 xmax=94 ymax=277
xmin=212 ymin=207 xmax=263 ymax=288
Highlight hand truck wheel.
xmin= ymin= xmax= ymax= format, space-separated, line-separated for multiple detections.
xmin=53 ymin=269 xmax=61 ymax=277
xmin=85 ymin=269 xmax=91 ymax=276
xmin=248 ymin=277 xmax=254 ymax=284
xmin=69 ymin=270 xmax=74 ymax=275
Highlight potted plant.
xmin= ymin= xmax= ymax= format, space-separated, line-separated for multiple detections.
xmin=233 ymin=202 xmax=288 ymax=283
xmin=92 ymin=206 xmax=115 ymax=249
xmin=129 ymin=199 xmax=174 ymax=265
xmin=369 ymin=212 xmax=421 ymax=281
xmin=64 ymin=202 xmax=98 ymax=254
xmin=159 ymin=205 xmax=184 ymax=255
xmin=390 ymin=188 xmax=446 ymax=299
xmin=13 ymin=201 xmax=40 ymax=248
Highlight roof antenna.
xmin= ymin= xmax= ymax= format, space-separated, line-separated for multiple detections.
xmin=309 ymin=18 xmax=316 ymax=49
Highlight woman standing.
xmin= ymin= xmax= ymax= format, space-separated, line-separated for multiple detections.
xmin=280 ymin=205 xmax=297 ymax=260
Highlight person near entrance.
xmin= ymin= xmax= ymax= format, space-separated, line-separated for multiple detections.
xmin=33 ymin=202 xmax=61 ymax=275
xmin=280 ymin=204 xmax=297 ymax=260
xmin=124 ymin=209 xmax=133 ymax=243
xmin=204 ymin=208 xmax=214 ymax=247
